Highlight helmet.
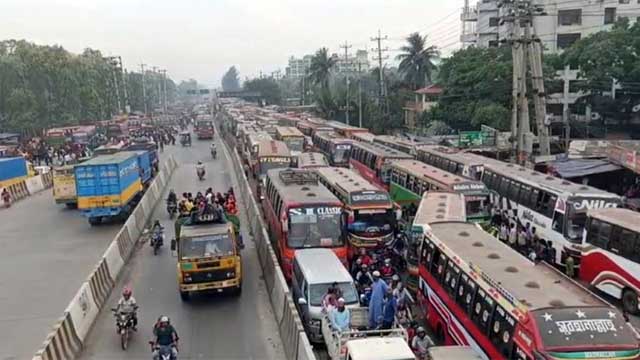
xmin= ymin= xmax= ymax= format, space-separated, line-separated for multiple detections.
xmin=122 ymin=287 xmax=132 ymax=298
xmin=197 ymin=161 xmax=202 ymax=165
xmin=384 ymin=258 xmax=391 ymax=265
xmin=154 ymin=220 xmax=160 ymax=226
xmin=392 ymin=274 xmax=400 ymax=281
xmin=417 ymin=326 xmax=425 ymax=334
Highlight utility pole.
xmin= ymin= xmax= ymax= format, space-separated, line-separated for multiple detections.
xmin=152 ymin=66 xmax=161 ymax=110
xmin=301 ymin=71 xmax=306 ymax=106
xmin=340 ymin=41 xmax=353 ymax=125
xmin=107 ymin=57 xmax=122 ymax=114
xmin=527 ymin=20 xmax=550 ymax=156
xmin=160 ymin=69 xmax=168 ymax=114
xmin=117 ymin=56 xmax=130 ymax=114
xmin=140 ymin=63 xmax=148 ymax=115
xmin=371 ymin=30 xmax=389 ymax=107
xmin=357 ymin=60 xmax=363 ymax=128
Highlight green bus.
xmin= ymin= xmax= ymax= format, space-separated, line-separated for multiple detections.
xmin=389 ymin=159 xmax=490 ymax=222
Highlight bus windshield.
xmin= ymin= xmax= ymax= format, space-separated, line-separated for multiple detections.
xmin=284 ymin=138 xmax=304 ymax=152
xmin=180 ymin=233 xmax=234 ymax=259
xmin=259 ymin=157 xmax=290 ymax=174
xmin=333 ymin=144 xmax=351 ymax=164
xmin=309 ymin=282 xmax=358 ymax=306
xmin=349 ymin=209 xmax=395 ymax=238
xmin=465 ymin=195 xmax=489 ymax=220
xmin=287 ymin=206 xmax=344 ymax=248
xmin=532 ymin=307 xmax=638 ymax=353
xmin=566 ymin=212 xmax=587 ymax=243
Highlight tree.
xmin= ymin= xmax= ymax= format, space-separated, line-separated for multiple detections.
xmin=308 ymin=47 xmax=336 ymax=91
xmin=243 ymin=77 xmax=282 ymax=105
xmin=221 ymin=66 xmax=241 ymax=91
xmin=396 ymin=32 xmax=439 ymax=89
xmin=472 ymin=102 xmax=511 ymax=130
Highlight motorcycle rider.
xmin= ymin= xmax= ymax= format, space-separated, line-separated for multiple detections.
xmin=210 ymin=142 xmax=217 ymax=158
xmin=116 ymin=287 xmax=138 ymax=331
xmin=167 ymin=189 xmax=177 ymax=204
xmin=196 ymin=161 xmax=205 ymax=179
xmin=152 ymin=316 xmax=179 ymax=360
xmin=151 ymin=220 xmax=164 ymax=247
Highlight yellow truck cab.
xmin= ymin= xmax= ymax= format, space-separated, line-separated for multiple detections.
xmin=53 ymin=165 xmax=78 ymax=207
xmin=172 ymin=212 xmax=242 ymax=301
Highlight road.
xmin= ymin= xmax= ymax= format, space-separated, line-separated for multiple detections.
xmin=0 ymin=166 xmax=126 ymax=359
xmin=79 ymin=134 xmax=284 ymax=359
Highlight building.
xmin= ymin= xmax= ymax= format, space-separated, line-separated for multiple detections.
xmin=461 ymin=0 xmax=639 ymax=52
xmin=285 ymin=55 xmax=313 ymax=79
xmin=403 ymin=84 xmax=443 ymax=130
xmin=333 ymin=50 xmax=370 ymax=75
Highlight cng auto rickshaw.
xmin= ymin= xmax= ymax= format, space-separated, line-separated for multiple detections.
xmin=179 ymin=131 xmax=191 ymax=147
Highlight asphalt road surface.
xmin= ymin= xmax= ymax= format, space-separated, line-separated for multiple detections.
xmin=79 ymin=134 xmax=284 ymax=359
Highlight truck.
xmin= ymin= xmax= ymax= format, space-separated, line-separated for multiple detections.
xmin=172 ymin=210 xmax=242 ymax=301
xmin=0 ymin=157 xmax=28 ymax=189
xmin=321 ymin=307 xmax=411 ymax=360
xmin=75 ymin=151 xmax=153 ymax=225
xmin=195 ymin=119 xmax=215 ymax=139
xmin=53 ymin=165 xmax=78 ymax=207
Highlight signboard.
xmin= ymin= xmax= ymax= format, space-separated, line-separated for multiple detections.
xmin=350 ymin=191 xmax=390 ymax=205
xmin=458 ymin=131 xmax=495 ymax=148
xmin=452 ymin=182 xmax=486 ymax=193
xmin=259 ymin=157 xmax=290 ymax=163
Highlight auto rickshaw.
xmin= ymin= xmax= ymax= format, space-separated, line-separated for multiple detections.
xmin=180 ymin=131 xmax=191 ymax=147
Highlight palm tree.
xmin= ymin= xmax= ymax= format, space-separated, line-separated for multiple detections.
xmin=396 ymin=32 xmax=439 ymax=89
xmin=308 ymin=47 xmax=336 ymax=91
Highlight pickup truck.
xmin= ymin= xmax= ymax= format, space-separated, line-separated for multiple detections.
xmin=321 ymin=307 xmax=413 ymax=360
xmin=75 ymin=151 xmax=152 ymax=225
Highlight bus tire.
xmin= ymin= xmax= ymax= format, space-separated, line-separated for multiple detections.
xmin=233 ymin=283 xmax=242 ymax=296
xmin=622 ymin=288 xmax=639 ymax=315
xmin=88 ymin=217 xmax=101 ymax=226
xmin=180 ymin=290 xmax=190 ymax=302
xmin=65 ymin=203 xmax=77 ymax=209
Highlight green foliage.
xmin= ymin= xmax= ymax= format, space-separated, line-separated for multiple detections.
xmin=221 ymin=66 xmax=241 ymax=91
xmin=308 ymin=47 xmax=336 ymax=91
xmin=471 ymin=102 xmax=511 ymax=130
xmin=243 ymin=77 xmax=282 ymax=105
xmin=396 ymin=32 xmax=439 ymax=89
xmin=0 ymin=39 xmax=176 ymax=133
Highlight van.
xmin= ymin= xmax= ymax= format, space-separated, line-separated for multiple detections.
xmin=344 ymin=337 xmax=414 ymax=360
xmin=292 ymin=248 xmax=359 ymax=343
xmin=427 ymin=346 xmax=483 ymax=360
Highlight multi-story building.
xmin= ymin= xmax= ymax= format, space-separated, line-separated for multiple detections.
xmin=461 ymin=0 xmax=639 ymax=52
xmin=285 ymin=55 xmax=313 ymax=79
xmin=332 ymin=50 xmax=371 ymax=75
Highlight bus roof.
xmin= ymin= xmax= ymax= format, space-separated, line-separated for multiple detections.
xmin=314 ymin=131 xmax=352 ymax=144
xmin=345 ymin=337 xmax=415 ymax=360
xmin=180 ymin=222 xmax=231 ymax=238
xmin=326 ymin=120 xmax=368 ymax=132
xmin=485 ymin=161 xmax=620 ymax=199
xmin=417 ymin=145 xmax=487 ymax=166
xmin=391 ymin=159 xmax=485 ymax=191
xmin=413 ymin=192 xmax=466 ymax=225
xmin=353 ymin=141 xmax=413 ymax=159
xmin=294 ymin=248 xmax=352 ymax=285
xmin=428 ymin=222 xmax=604 ymax=310
xmin=298 ymin=152 xmax=329 ymax=169
xmin=247 ymin=132 xmax=273 ymax=146
xmin=267 ymin=168 xmax=338 ymax=204
xmin=316 ymin=166 xmax=384 ymax=194
xmin=257 ymin=140 xmax=291 ymax=158
xmin=588 ymin=207 xmax=640 ymax=233
xmin=427 ymin=346 xmax=482 ymax=360
xmin=352 ymin=132 xmax=376 ymax=143
xmin=275 ymin=126 xmax=304 ymax=138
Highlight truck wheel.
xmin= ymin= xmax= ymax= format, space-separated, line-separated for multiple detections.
xmin=88 ymin=217 xmax=101 ymax=226
xmin=180 ymin=290 xmax=190 ymax=302
xmin=65 ymin=203 xmax=77 ymax=209
xmin=233 ymin=283 xmax=242 ymax=296
xmin=622 ymin=288 xmax=639 ymax=315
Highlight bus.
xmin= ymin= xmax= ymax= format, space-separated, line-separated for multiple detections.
xmin=315 ymin=166 xmax=398 ymax=251
xmin=350 ymin=141 xmax=413 ymax=190
xmin=325 ymin=120 xmax=369 ymax=138
xmin=312 ymin=131 xmax=353 ymax=168
xmin=389 ymin=159 xmax=490 ymax=222
xmin=352 ymin=132 xmax=376 ymax=143
xmin=243 ymin=132 xmax=272 ymax=168
xmin=414 ymin=220 xmax=640 ymax=360
xmin=262 ymin=168 xmax=347 ymax=279
xmin=417 ymin=145 xmax=488 ymax=180
xmin=582 ymin=208 xmax=640 ymax=314
xmin=255 ymin=140 xmax=292 ymax=198
xmin=298 ymin=152 xmax=329 ymax=169
xmin=374 ymin=135 xmax=432 ymax=156
xmin=195 ymin=119 xmax=214 ymax=139
xmin=275 ymin=126 xmax=305 ymax=157
xmin=296 ymin=119 xmax=333 ymax=137
xmin=481 ymin=161 xmax=622 ymax=269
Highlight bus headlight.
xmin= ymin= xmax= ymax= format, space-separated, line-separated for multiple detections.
xmin=183 ymin=273 xmax=192 ymax=283
xmin=226 ymin=270 xmax=236 ymax=279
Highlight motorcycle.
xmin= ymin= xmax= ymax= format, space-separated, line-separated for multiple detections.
xmin=111 ymin=308 xmax=136 ymax=350
xmin=150 ymin=342 xmax=178 ymax=360
xmin=151 ymin=229 xmax=164 ymax=255
xmin=197 ymin=168 xmax=205 ymax=181
xmin=211 ymin=145 xmax=217 ymax=159
xmin=166 ymin=200 xmax=177 ymax=219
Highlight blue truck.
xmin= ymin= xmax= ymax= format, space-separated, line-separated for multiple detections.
xmin=0 ymin=157 xmax=29 ymax=189
xmin=75 ymin=151 xmax=153 ymax=225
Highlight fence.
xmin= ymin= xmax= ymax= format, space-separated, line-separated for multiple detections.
xmin=32 ymin=156 xmax=178 ymax=360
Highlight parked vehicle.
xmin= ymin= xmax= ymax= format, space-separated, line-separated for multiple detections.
xmin=0 ymin=157 xmax=28 ymax=189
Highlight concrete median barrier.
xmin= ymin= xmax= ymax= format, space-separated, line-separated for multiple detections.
xmin=217 ymin=121 xmax=316 ymax=360
xmin=32 ymin=156 xmax=177 ymax=360
xmin=25 ymin=175 xmax=45 ymax=194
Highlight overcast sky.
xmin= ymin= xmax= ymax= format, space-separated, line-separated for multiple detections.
xmin=1 ymin=0 xmax=467 ymax=87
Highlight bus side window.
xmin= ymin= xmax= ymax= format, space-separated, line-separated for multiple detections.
xmin=529 ymin=188 xmax=540 ymax=213
xmin=489 ymin=305 xmax=516 ymax=358
xmin=470 ymin=288 xmax=487 ymax=327
xmin=587 ymin=219 xmax=603 ymax=247
xmin=618 ymin=229 xmax=637 ymax=261
xmin=444 ymin=263 xmax=460 ymax=297
xmin=499 ymin=177 xmax=510 ymax=196
xmin=546 ymin=194 xmax=557 ymax=218
xmin=508 ymin=181 xmax=521 ymax=203
xmin=518 ymin=185 xmax=532 ymax=207
xmin=429 ymin=248 xmax=440 ymax=276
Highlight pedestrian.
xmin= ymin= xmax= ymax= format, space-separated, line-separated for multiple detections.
xmin=381 ymin=289 xmax=397 ymax=330
xmin=565 ymin=255 xmax=575 ymax=278
xmin=517 ymin=225 xmax=528 ymax=254
xmin=368 ymin=271 xmax=388 ymax=329
xmin=508 ymin=223 xmax=517 ymax=249
xmin=499 ymin=222 xmax=508 ymax=243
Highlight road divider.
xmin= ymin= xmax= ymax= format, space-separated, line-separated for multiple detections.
xmin=219 ymin=121 xmax=316 ymax=360
xmin=33 ymin=155 xmax=178 ymax=360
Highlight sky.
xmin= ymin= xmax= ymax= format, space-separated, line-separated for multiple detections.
xmin=0 ymin=0 xmax=467 ymax=87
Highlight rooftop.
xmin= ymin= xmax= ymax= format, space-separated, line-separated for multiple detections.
xmin=268 ymin=168 xmax=339 ymax=204
xmin=298 ymin=152 xmax=329 ymax=169
xmin=257 ymin=140 xmax=291 ymax=157
xmin=415 ymin=84 xmax=443 ymax=95
xmin=588 ymin=208 xmax=640 ymax=233
xmin=316 ymin=166 xmax=384 ymax=194
xmin=353 ymin=141 xmax=413 ymax=159
xmin=413 ymin=192 xmax=466 ymax=225
xmin=294 ymin=248 xmax=352 ymax=285
xmin=80 ymin=151 xmax=138 ymax=165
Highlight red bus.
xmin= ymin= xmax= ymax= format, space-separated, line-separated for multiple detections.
xmin=312 ymin=131 xmax=353 ymax=168
xmin=413 ymin=219 xmax=640 ymax=360
xmin=262 ymin=168 xmax=348 ymax=280
xmin=582 ymin=208 xmax=640 ymax=315
xmin=325 ymin=120 xmax=369 ymax=138
xmin=296 ymin=119 xmax=333 ymax=137
xmin=195 ymin=119 xmax=214 ymax=139
xmin=350 ymin=141 xmax=413 ymax=190
xmin=297 ymin=152 xmax=329 ymax=169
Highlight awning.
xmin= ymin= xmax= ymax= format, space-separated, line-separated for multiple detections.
xmin=547 ymin=158 xmax=622 ymax=178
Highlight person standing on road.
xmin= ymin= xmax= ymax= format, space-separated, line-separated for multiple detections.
xmin=381 ymin=289 xmax=397 ymax=330
xmin=368 ymin=271 xmax=388 ymax=329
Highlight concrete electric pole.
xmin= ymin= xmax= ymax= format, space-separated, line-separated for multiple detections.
xmin=118 ymin=56 xmax=130 ymax=114
xmin=371 ymin=30 xmax=389 ymax=113
xmin=340 ymin=41 xmax=353 ymax=125
xmin=140 ymin=63 xmax=148 ymax=116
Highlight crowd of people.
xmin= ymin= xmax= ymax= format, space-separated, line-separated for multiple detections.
xmin=171 ymin=187 xmax=238 ymax=219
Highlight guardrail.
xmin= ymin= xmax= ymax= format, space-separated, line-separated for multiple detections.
xmin=32 ymin=156 xmax=178 ymax=360
xmin=3 ymin=171 xmax=52 ymax=206
xmin=218 ymin=117 xmax=316 ymax=360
